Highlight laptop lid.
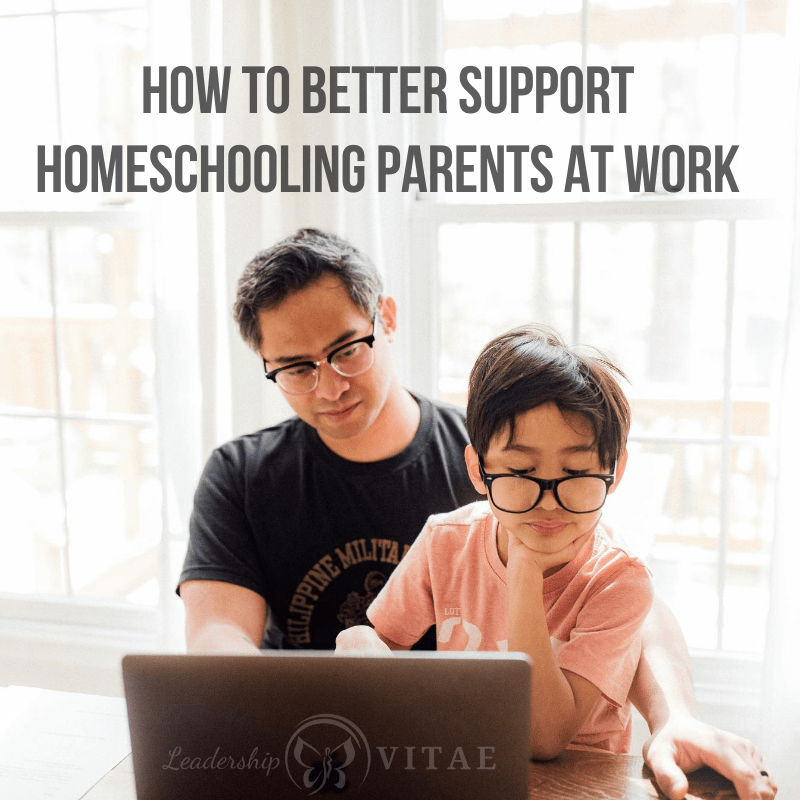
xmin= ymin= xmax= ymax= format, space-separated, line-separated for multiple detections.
xmin=122 ymin=651 xmax=530 ymax=800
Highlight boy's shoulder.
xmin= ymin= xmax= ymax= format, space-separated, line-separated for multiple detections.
xmin=426 ymin=500 xmax=492 ymax=531
xmin=590 ymin=521 xmax=653 ymax=580
xmin=419 ymin=502 xmax=495 ymax=565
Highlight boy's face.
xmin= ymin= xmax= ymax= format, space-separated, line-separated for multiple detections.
xmin=465 ymin=401 xmax=626 ymax=565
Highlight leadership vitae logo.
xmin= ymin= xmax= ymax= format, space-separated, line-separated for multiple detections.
xmin=285 ymin=714 xmax=371 ymax=794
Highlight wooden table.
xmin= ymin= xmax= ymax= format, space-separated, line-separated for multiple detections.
xmin=528 ymin=750 xmax=738 ymax=798
xmin=84 ymin=749 xmax=738 ymax=799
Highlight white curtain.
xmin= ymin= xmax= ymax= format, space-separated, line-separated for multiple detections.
xmin=149 ymin=0 xmax=204 ymax=647
xmin=265 ymin=0 xmax=412 ymax=348
xmin=761 ymin=16 xmax=800 ymax=792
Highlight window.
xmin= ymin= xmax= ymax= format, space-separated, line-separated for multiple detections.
xmin=0 ymin=4 xmax=164 ymax=616
xmin=410 ymin=0 xmax=794 ymax=662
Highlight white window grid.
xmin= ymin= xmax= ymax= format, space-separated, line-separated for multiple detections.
xmin=0 ymin=2 xmax=162 ymax=635
xmin=410 ymin=196 xmax=784 ymax=654
xmin=404 ymin=0 xmax=792 ymax=655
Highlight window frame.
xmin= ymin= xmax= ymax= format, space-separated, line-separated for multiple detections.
xmin=0 ymin=3 xmax=192 ymax=692
xmin=400 ymin=0 xmax=794 ymax=734
xmin=407 ymin=194 xmax=785 ymax=647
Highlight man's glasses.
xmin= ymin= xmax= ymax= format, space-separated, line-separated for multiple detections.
xmin=263 ymin=313 xmax=377 ymax=395
xmin=478 ymin=457 xmax=616 ymax=514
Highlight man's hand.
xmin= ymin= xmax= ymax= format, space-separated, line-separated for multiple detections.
xmin=642 ymin=715 xmax=777 ymax=800
xmin=335 ymin=625 xmax=394 ymax=654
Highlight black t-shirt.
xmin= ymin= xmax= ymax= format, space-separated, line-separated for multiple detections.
xmin=179 ymin=394 xmax=480 ymax=649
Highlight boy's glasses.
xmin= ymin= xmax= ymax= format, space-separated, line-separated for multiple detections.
xmin=263 ymin=314 xmax=377 ymax=395
xmin=478 ymin=458 xmax=616 ymax=514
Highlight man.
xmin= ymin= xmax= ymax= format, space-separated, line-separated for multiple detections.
xmin=179 ymin=228 xmax=776 ymax=800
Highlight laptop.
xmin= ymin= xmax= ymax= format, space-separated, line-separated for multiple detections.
xmin=122 ymin=651 xmax=531 ymax=800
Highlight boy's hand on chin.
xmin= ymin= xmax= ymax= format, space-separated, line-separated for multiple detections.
xmin=506 ymin=529 xmax=594 ymax=578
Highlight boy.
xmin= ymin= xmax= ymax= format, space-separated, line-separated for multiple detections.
xmin=336 ymin=324 xmax=654 ymax=759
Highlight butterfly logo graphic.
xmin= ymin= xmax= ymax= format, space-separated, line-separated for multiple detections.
xmin=285 ymin=714 xmax=371 ymax=794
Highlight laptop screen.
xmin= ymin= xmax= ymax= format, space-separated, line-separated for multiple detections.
xmin=123 ymin=651 xmax=531 ymax=800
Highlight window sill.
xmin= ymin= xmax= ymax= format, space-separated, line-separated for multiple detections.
xmin=0 ymin=595 xmax=175 ymax=697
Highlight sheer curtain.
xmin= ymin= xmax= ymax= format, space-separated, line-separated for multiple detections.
xmin=263 ymin=0 xmax=414 ymax=384
xmin=146 ymin=0 xmax=204 ymax=649
xmin=761 ymin=22 xmax=800 ymax=792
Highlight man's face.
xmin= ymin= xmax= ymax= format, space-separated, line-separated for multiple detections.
xmin=257 ymin=275 xmax=397 ymax=447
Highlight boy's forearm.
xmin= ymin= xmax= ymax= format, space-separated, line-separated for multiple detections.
xmin=629 ymin=596 xmax=696 ymax=730
xmin=508 ymin=568 xmax=582 ymax=759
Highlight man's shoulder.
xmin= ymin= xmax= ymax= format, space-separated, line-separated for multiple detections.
xmin=206 ymin=416 xmax=309 ymax=472
xmin=422 ymin=394 xmax=467 ymax=423
xmin=414 ymin=393 xmax=468 ymax=447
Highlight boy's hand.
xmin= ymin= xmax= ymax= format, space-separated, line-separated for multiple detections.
xmin=335 ymin=625 xmax=394 ymax=654
xmin=506 ymin=528 xmax=593 ymax=577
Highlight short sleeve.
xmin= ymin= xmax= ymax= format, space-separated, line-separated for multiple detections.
xmin=178 ymin=446 xmax=268 ymax=599
xmin=366 ymin=521 xmax=437 ymax=647
xmin=555 ymin=560 xmax=653 ymax=707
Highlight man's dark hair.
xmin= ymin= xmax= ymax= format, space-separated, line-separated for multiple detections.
xmin=466 ymin=324 xmax=630 ymax=469
xmin=233 ymin=228 xmax=383 ymax=351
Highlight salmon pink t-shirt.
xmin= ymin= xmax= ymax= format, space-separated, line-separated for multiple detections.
xmin=367 ymin=501 xmax=653 ymax=753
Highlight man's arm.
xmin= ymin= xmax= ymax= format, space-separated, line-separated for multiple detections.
xmin=181 ymin=579 xmax=267 ymax=653
xmin=630 ymin=596 xmax=777 ymax=800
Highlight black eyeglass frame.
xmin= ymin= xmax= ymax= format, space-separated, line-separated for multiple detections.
xmin=478 ymin=457 xmax=617 ymax=514
xmin=262 ymin=313 xmax=377 ymax=392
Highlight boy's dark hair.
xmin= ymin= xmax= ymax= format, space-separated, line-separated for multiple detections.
xmin=233 ymin=228 xmax=383 ymax=351
xmin=466 ymin=324 xmax=630 ymax=469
